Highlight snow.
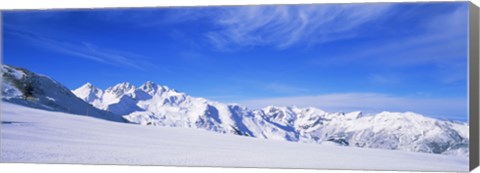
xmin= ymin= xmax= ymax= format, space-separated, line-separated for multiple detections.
xmin=46 ymin=97 xmax=55 ymax=102
xmin=1 ymin=82 xmax=23 ymax=99
xmin=0 ymin=102 xmax=468 ymax=172
xmin=1 ymin=65 xmax=124 ymax=122
xmin=2 ymin=65 xmax=25 ymax=80
xmin=1 ymin=64 xmax=469 ymax=158
xmin=71 ymin=82 xmax=104 ymax=108
xmin=72 ymin=81 xmax=469 ymax=156
xmin=1 ymin=65 xmax=24 ymax=99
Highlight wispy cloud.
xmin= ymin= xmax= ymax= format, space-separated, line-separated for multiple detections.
xmin=368 ymin=74 xmax=401 ymax=85
xmin=240 ymin=93 xmax=466 ymax=120
xmin=307 ymin=5 xmax=469 ymax=86
xmin=263 ymin=83 xmax=310 ymax=94
xmin=7 ymin=28 xmax=155 ymax=70
xmin=227 ymin=78 xmax=311 ymax=95
xmin=178 ymin=51 xmax=207 ymax=61
xmin=205 ymin=4 xmax=392 ymax=50
xmin=82 ymin=8 xmax=218 ymax=29
xmin=313 ymin=4 xmax=468 ymax=68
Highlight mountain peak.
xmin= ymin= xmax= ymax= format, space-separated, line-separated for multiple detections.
xmin=120 ymin=82 xmax=133 ymax=87
xmin=112 ymin=82 xmax=135 ymax=89
xmin=76 ymin=82 xmax=98 ymax=91
xmin=143 ymin=80 xmax=156 ymax=86
xmin=84 ymin=82 xmax=94 ymax=88
xmin=73 ymin=82 xmax=104 ymax=104
xmin=139 ymin=81 xmax=174 ymax=95
xmin=140 ymin=81 xmax=159 ymax=91
xmin=105 ymin=82 xmax=136 ymax=96
xmin=344 ymin=111 xmax=363 ymax=119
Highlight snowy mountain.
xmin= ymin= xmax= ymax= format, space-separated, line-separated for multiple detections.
xmin=1 ymin=65 xmax=125 ymax=122
xmin=73 ymin=81 xmax=290 ymax=138
xmin=260 ymin=106 xmax=469 ymax=156
xmin=73 ymin=81 xmax=469 ymax=156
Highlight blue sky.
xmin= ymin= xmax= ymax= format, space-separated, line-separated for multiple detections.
xmin=2 ymin=2 xmax=470 ymax=121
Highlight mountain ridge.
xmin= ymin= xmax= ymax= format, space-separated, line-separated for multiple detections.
xmin=1 ymin=65 xmax=125 ymax=122
xmin=72 ymin=80 xmax=469 ymax=156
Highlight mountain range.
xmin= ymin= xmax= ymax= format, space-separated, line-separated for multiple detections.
xmin=1 ymin=64 xmax=469 ymax=156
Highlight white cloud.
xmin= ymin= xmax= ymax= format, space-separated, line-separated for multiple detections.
xmin=8 ymin=29 xmax=155 ymax=70
xmin=368 ymin=74 xmax=400 ymax=85
xmin=314 ymin=5 xmax=468 ymax=67
xmin=240 ymin=93 xmax=467 ymax=119
xmin=205 ymin=4 xmax=392 ymax=50
xmin=263 ymin=83 xmax=310 ymax=94
xmin=306 ymin=5 xmax=469 ymax=86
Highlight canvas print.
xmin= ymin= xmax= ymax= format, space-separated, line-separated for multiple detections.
xmin=0 ymin=2 xmax=472 ymax=172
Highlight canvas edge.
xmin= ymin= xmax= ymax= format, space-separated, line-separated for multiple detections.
xmin=469 ymin=1 xmax=480 ymax=172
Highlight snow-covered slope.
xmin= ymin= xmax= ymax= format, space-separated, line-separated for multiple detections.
xmin=73 ymin=81 xmax=469 ymax=156
xmin=1 ymin=65 xmax=124 ymax=122
xmin=0 ymin=102 xmax=468 ymax=172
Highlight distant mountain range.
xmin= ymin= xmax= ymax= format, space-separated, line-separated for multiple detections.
xmin=1 ymin=64 xmax=469 ymax=156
